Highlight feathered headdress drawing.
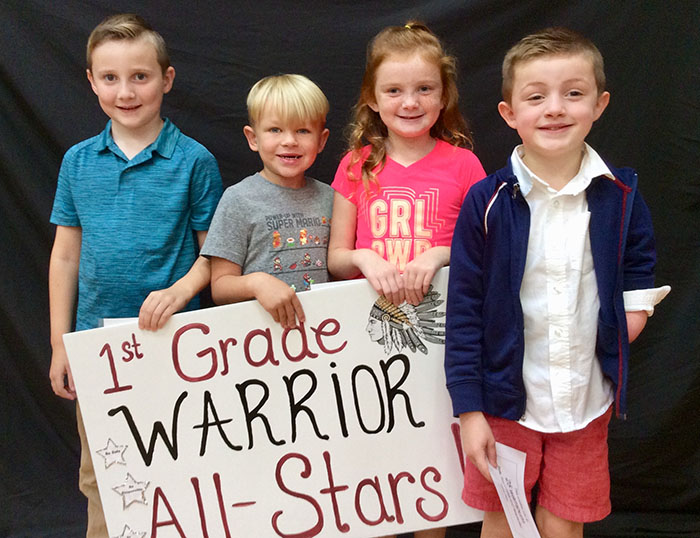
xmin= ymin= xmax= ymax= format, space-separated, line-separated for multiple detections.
xmin=367 ymin=286 xmax=446 ymax=355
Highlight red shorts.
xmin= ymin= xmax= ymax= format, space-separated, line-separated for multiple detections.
xmin=463 ymin=406 xmax=612 ymax=523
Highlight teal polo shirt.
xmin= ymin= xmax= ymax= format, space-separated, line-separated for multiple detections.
xmin=50 ymin=119 xmax=222 ymax=330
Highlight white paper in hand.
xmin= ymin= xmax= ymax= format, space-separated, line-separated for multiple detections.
xmin=487 ymin=442 xmax=541 ymax=538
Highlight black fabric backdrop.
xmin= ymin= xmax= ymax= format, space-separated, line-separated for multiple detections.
xmin=1 ymin=1 xmax=698 ymax=537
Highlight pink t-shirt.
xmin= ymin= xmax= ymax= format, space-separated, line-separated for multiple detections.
xmin=332 ymin=140 xmax=486 ymax=271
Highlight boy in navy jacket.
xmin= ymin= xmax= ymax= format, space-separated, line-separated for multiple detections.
xmin=445 ymin=28 xmax=669 ymax=537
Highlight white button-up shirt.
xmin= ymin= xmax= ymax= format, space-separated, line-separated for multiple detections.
xmin=512 ymin=144 xmax=668 ymax=433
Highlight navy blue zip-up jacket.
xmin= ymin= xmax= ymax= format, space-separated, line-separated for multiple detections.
xmin=445 ymin=160 xmax=657 ymax=421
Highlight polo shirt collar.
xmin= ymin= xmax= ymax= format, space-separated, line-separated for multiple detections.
xmin=95 ymin=121 xmax=114 ymax=152
xmin=151 ymin=118 xmax=179 ymax=158
xmin=511 ymin=143 xmax=615 ymax=197
xmin=94 ymin=118 xmax=180 ymax=160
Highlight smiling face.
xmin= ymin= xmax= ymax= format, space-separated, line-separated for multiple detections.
xmin=87 ymin=37 xmax=174 ymax=140
xmin=498 ymin=53 xmax=609 ymax=172
xmin=243 ymin=107 xmax=329 ymax=188
xmin=369 ymin=52 xmax=444 ymax=149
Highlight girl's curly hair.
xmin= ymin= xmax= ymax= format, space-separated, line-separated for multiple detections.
xmin=346 ymin=21 xmax=473 ymax=195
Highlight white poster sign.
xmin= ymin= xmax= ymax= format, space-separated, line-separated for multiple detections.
xmin=65 ymin=267 xmax=482 ymax=537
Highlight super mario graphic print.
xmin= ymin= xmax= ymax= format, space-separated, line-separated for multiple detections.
xmin=267 ymin=211 xmax=330 ymax=291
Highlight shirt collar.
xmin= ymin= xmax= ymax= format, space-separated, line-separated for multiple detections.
xmin=151 ymin=118 xmax=179 ymax=158
xmin=94 ymin=118 xmax=179 ymax=160
xmin=510 ymin=143 xmax=615 ymax=197
xmin=95 ymin=121 xmax=114 ymax=152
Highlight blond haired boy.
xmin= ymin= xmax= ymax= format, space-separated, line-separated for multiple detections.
xmin=445 ymin=28 xmax=669 ymax=537
xmin=202 ymin=74 xmax=332 ymax=328
xmin=49 ymin=13 xmax=222 ymax=535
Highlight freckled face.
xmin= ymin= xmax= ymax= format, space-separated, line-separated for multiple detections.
xmin=370 ymin=52 xmax=444 ymax=147
xmin=87 ymin=37 xmax=174 ymax=136
xmin=498 ymin=54 xmax=609 ymax=164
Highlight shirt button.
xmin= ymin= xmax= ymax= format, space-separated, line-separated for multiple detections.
xmin=553 ymin=200 xmax=560 ymax=207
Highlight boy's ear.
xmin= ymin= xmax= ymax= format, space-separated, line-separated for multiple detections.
xmin=86 ymin=69 xmax=98 ymax=95
xmin=497 ymin=100 xmax=517 ymax=129
xmin=162 ymin=66 xmax=176 ymax=94
xmin=243 ymin=125 xmax=259 ymax=152
xmin=317 ymin=128 xmax=330 ymax=153
xmin=594 ymin=91 xmax=610 ymax=121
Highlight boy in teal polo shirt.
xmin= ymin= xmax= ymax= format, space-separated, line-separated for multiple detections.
xmin=48 ymin=13 xmax=222 ymax=536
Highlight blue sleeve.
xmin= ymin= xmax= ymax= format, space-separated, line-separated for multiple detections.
xmin=445 ymin=184 xmax=488 ymax=417
xmin=623 ymin=188 xmax=657 ymax=291
xmin=189 ymin=150 xmax=223 ymax=231
xmin=50 ymin=149 xmax=80 ymax=227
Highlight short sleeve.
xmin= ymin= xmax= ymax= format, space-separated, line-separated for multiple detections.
xmin=50 ymin=150 xmax=81 ymax=227
xmin=331 ymin=151 xmax=364 ymax=205
xmin=189 ymin=150 xmax=223 ymax=231
xmin=460 ymin=150 xmax=487 ymax=203
xmin=200 ymin=187 xmax=248 ymax=265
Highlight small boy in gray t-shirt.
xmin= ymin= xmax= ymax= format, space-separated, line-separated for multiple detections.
xmin=201 ymin=74 xmax=332 ymax=329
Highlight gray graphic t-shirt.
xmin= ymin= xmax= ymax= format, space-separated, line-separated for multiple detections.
xmin=202 ymin=173 xmax=333 ymax=291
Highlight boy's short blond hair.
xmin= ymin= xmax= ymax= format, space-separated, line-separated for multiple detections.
xmin=502 ymin=27 xmax=606 ymax=102
xmin=247 ymin=74 xmax=329 ymax=126
xmin=87 ymin=13 xmax=169 ymax=73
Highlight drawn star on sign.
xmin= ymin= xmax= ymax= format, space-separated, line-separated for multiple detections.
xmin=112 ymin=524 xmax=146 ymax=538
xmin=112 ymin=473 xmax=150 ymax=509
xmin=96 ymin=438 xmax=128 ymax=468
